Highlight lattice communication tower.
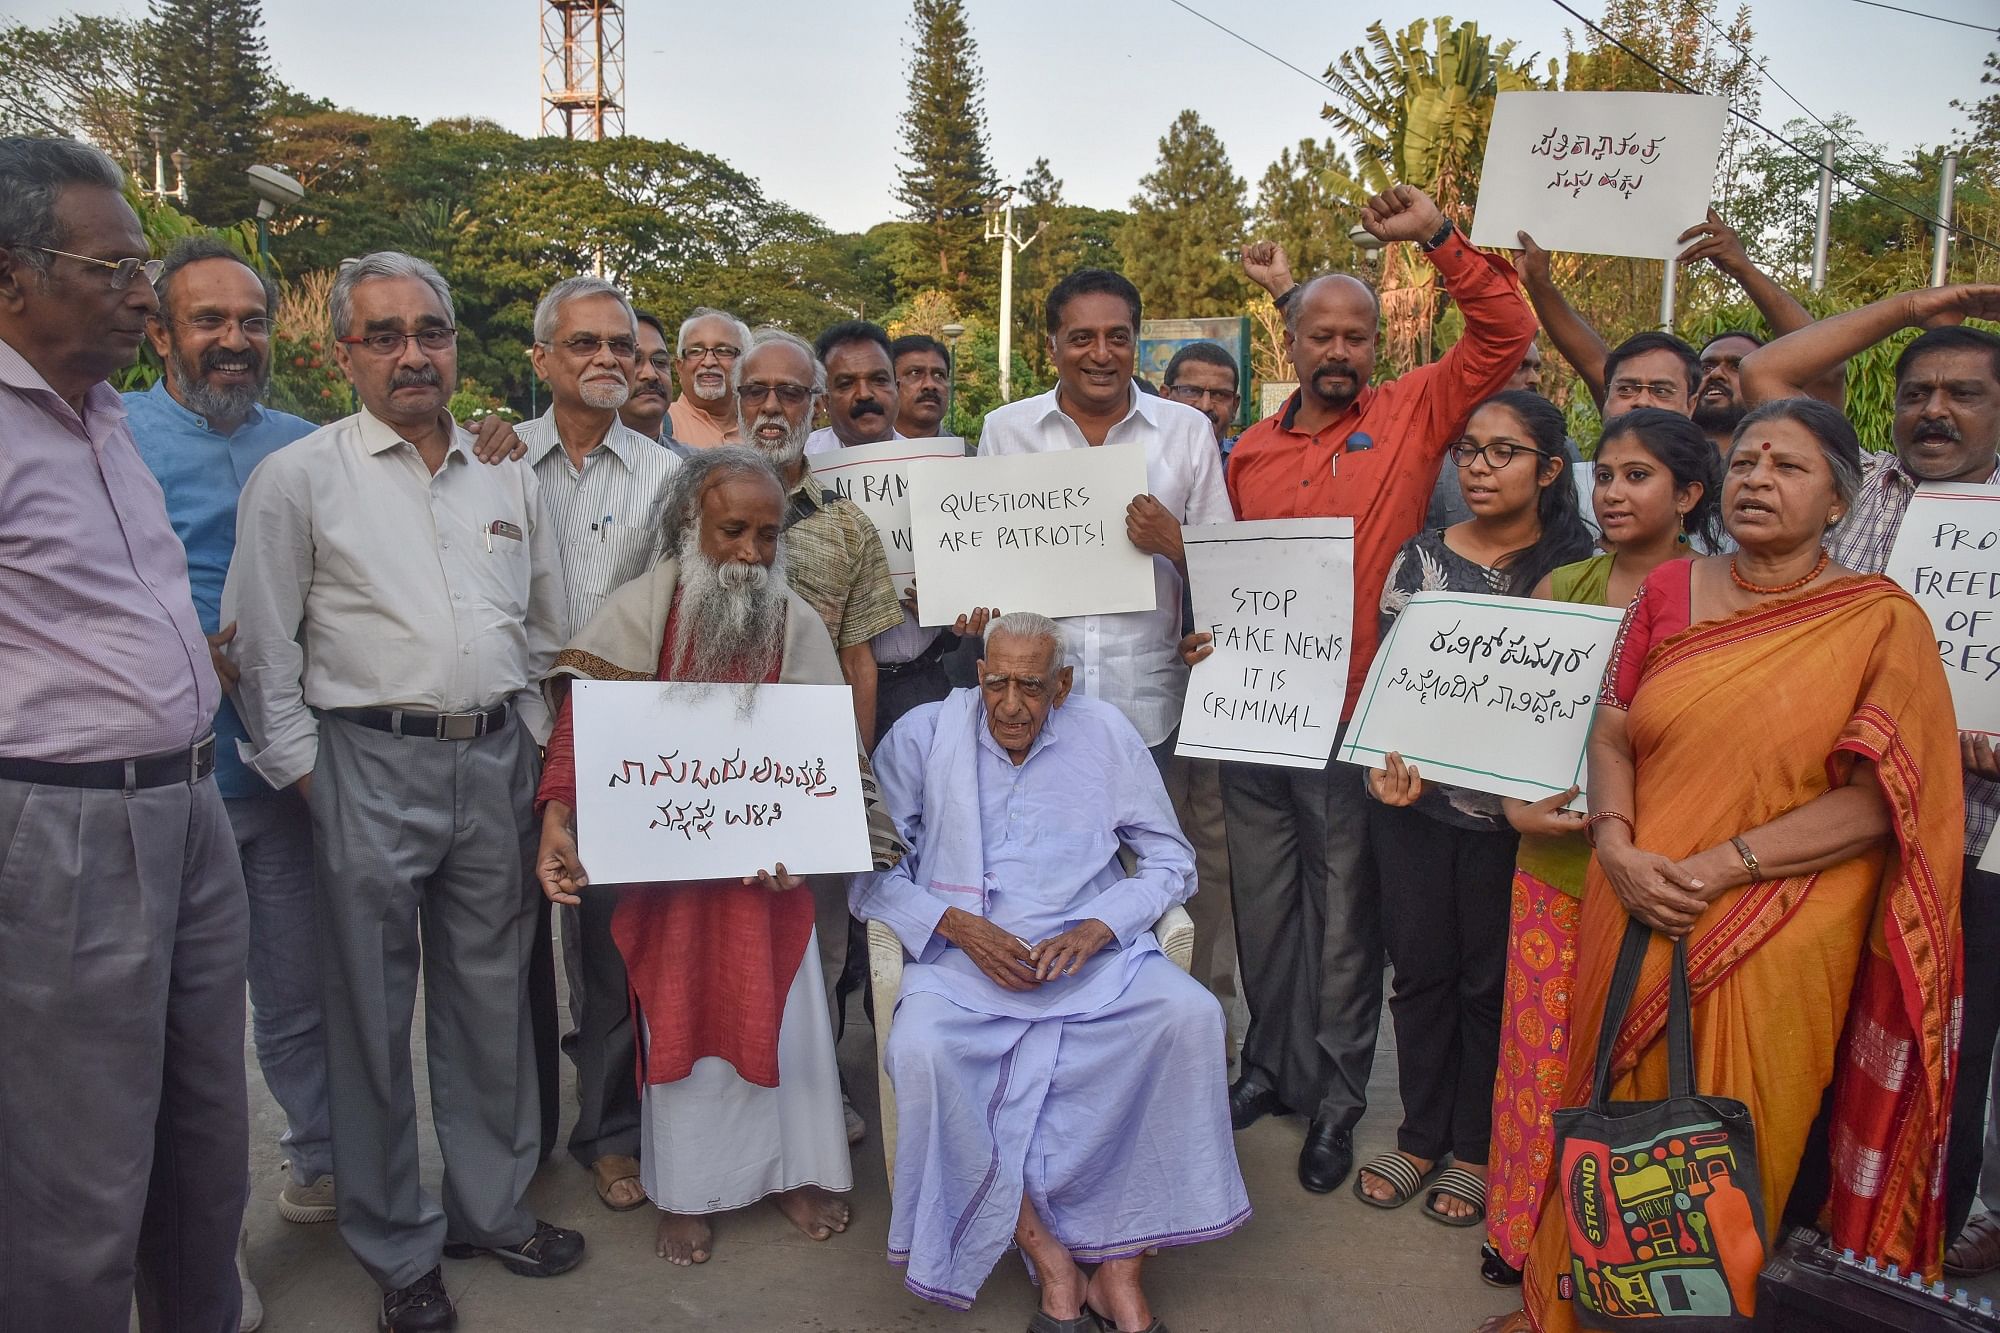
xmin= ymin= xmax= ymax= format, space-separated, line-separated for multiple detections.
xmin=540 ymin=0 xmax=625 ymax=140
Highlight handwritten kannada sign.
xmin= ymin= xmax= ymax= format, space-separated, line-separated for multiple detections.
xmin=1175 ymin=519 xmax=1355 ymax=768
xmin=906 ymin=443 xmax=1157 ymax=626
xmin=1882 ymin=482 xmax=2000 ymax=737
xmin=809 ymin=436 xmax=965 ymax=594
xmin=569 ymin=680 xmax=872 ymax=884
xmin=1469 ymin=91 xmax=1729 ymax=261
xmin=1338 ymin=592 xmax=1624 ymax=802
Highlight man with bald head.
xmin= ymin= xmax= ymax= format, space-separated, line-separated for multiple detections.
xmin=1228 ymin=184 xmax=1537 ymax=1194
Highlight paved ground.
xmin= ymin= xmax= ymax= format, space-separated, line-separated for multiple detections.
xmin=242 ymin=979 xmax=1519 ymax=1333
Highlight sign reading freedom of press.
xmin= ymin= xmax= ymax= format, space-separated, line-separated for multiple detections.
xmin=1176 ymin=519 xmax=1355 ymax=768
xmin=1883 ymin=482 xmax=2000 ymax=737
xmin=906 ymin=443 xmax=1157 ymax=626
xmin=1338 ymin=592 xmax=1624 ymax=803
xmin=569 ymin=681 xmax=872 ymax=885
xmin=809 ymin=436 xmax=965 ymax=595
xmin=1469 ymin=90 xmax=1729 ymax=261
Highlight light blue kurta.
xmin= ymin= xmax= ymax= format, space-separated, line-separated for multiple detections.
xmin=855 ymin=689 xmax=1250 ymax=1309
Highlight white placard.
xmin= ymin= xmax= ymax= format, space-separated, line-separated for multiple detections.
xmin=1337 ymin=592 xmax=1623 ymax=802
xmin=906 ymin=443 xmax=1157 ymax=626
xmin=1175 ymin=519 xmax=1355 ymax=768
xmin=569 ymin=680 xmax=871 ymax=885
xmin=1882 ymin=482 xmax=2000 ymax=738
xmin=1469 ymin=91 xmax=1729 ymax=261
xmin=808 ymin=436 xmax=965 ymax=594
xmin=1980 ymin=834 xmax=2000 ymax=877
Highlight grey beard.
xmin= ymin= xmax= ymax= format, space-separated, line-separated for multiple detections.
xmin=578 ymin=376 xmax=630 ymax=410
xmin=749 ymin=409 xmax=809 ymax=468
xmin=169 ymin=349 xmax=265 ymax=425
xmin=670 ymin=537 xmax=787 ymax=715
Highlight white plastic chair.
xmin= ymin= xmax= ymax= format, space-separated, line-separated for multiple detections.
xmin=867 ymin=904 xmax=1195 ymax=1188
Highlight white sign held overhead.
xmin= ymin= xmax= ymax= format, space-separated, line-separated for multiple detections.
xmin=809 ymin=436 xmax=965 ymax=595
xmin=569 ymin=681 xmax=873 ymax=885
xmin=1469 ymin=91 xmax=1729 ymax=261
xmin=1175 ymin=519 xmax=1356 ymax=768
xmin=1882 ymin=482 xmax=2000 ymax=738
xmin=906 ymin=443 xmax=1158 ymax=626
xmin=1337 ymin=592 xmax=1624 ymax=803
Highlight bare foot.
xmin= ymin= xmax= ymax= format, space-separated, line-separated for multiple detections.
xmin=1430 ymin=1163 xmax=1487 ymax=1222
xmin=773 ymin=1185 xmax=849 ymax=1241
xmin=1014 ymin=1199 xmax=1085 ymax=1321
xmin=1358 ymin=1151 xmax=1435 ymax=1204
xmin=1472 ymin=1313 xmax=1531 ymax=1333
xmin=654 ymin=1211 xmax=712 ymax=1266
xmin=1084 ymin=1256 xmax=1155 ymax=1332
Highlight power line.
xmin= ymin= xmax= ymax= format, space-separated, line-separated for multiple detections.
xmin=1161 ymin=0 xmax=1337 ymax=99
xmin=1837 ymin=0 xmax=2000 ymax=35
xmin=1690 ymin=8 xmax=1899 ymax=178
xmin=1546 ymin=0 xmax=1999 ymax=255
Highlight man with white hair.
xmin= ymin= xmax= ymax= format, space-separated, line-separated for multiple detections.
xmin=667 ymin=305 xmax=750 ymax=446
xmin=226 ymin=251 xmax=580 ymax=1332
xmin=532 ymin=447 xmax=904 ymax=1266
xmin=857 ymin=612 xmax=1249 ymax=1330
xmin=519 ymin=274 xmax=683 ymax=1214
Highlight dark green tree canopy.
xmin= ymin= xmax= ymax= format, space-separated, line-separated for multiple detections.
xmin=894 ymin=0 xmax=998 ymax=306
xmin=141 ymin=0 xmax=272 ymax=224
xmin=1120 ymin=109 xmax=1248 ymax=318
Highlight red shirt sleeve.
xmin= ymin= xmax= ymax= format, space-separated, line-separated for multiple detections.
xmin=1602 ymin=558 xmax=1695 ymax=708
xmin=534 ymin=692 xmax=577 ymax=813
xmin=1394 ymin=228 xmax=1541 ymax=466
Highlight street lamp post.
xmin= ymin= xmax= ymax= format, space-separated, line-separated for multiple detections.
xmin=983 ymin=191 xmax=1044 ymax=405
xmin=941 ymin=322 xmax=966 ymax=436
xmin=246 ymin=165 xmax=306 ymax=275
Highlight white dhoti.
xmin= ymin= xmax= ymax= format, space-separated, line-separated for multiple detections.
xmin=639 ymin=926 xmax=853 ymax=1213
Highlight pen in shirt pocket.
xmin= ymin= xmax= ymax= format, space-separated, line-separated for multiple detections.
xmin=598 ymin=514 xmax=612 ymax=543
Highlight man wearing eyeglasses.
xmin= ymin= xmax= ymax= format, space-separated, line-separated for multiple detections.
xmin=0 ymin=135 xmax=252 ymax=1333
xmin=1161 ymin=340 xmax=1243 ymax=455
xmin=622 ymin=310 xmax=693 ymax=457
xmin=666 ymin=306 xmax=750 ymax=447
xmin=892 ymin=333 xmax=952 ymax=439
xmin=518 ymin=275 xmax=682 ymax=1217
xmin=226 ymin=251 xmax=580 ymax=1333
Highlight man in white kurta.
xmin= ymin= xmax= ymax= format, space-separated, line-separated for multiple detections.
xmin=856 ymin=613 xmax=1249 ymax=1331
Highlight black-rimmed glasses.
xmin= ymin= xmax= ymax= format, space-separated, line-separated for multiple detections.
xmin=336 ymin=327 xmax=458 ymax=356
xmin=1450 ymin=441 xmax=1552 ymax=469
xmin=737 ymin=382 xmax=812 ymax=407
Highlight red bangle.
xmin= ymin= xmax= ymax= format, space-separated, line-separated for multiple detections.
xmin=1586 ymin=811 xmax=1636 ymax=847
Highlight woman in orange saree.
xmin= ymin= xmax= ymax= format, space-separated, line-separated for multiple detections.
xmin=1509 ymin=399 xmax=1963 ymax=1333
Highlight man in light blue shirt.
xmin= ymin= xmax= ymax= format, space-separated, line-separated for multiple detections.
xmin=127 ymin=239 xmax=333 ymax=1250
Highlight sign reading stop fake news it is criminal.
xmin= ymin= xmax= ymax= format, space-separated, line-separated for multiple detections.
xmin=1883 ymin=482 xmax=2000 ymax=737
xmin=809 ymin=436 xmax=965 ymax=595
xmin=1469 ymin=91 xmax=1729 ymax=261
xmin=1175 ymin=519 xmax=1355 ymax=768
xmin=1338 ymin=592 xmax=1624 ymax=803
xmin=569 ymin=681 xmax=873 ymax=885
xmin=906 ymin=443 xmax=1157 ymax=626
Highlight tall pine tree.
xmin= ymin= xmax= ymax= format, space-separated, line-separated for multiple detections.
xmin=141 ymin=0 xmax=271 ymax=224
xmin=1119 ymin=110 xmax=1247 ymax=318
xmin=1252 ymin=138 xmax=1359 ymax=280
xmin=894 ymin=0 xmax=997 ymax=310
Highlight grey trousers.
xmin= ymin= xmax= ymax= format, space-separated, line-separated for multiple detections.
xmin=1221 ymin=752 xmax=1383 ymax=1128
xmin=227 ymin=787 xmax=332 ymax=1182
xmin=1161 ymin=753 xmax=1238 ymax=1007
xmin=313 ymin=714 xmax=542 ymax=1291
xmin=0 ymin=773 xmax=248 ymax=1333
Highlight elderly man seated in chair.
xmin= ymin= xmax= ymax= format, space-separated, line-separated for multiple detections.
xmin=854 ymin=611 xmax=1250 ymax=1333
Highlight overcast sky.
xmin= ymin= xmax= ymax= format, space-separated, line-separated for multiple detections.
xmin=19 ymin=0 xmax=1997 ymax=232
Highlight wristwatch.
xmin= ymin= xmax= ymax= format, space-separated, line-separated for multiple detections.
xmin=1419 ymin=218 xmax=1455 ymax=252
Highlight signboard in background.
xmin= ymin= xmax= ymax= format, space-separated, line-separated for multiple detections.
xmin=906 ymin=443 xmax=1158 ymax=626
xmin=1469 ymin=91 xmax=1730 ymax=261
xmin=1338 ymin=591 xmax=1624 ymax=803
xmin=808 ymin=436 xmax=965 ymax=595
xmin=569 ymin=681 xmax=871 ymax=885
xmin=1139 ymin=317 xmax=1253 ymax=428
xmin=1176 ymin=519 xmax=1355 ymax=768
xmin=1259 ymin=381 xmax=1298 ymax=421
xmin=1882 ymin=482 xmax=2000 ymax=737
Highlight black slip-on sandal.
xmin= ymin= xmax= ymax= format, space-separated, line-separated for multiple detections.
xmin=1422 ymin=1166 xmax=1489 ymax=1228
xmin=1351 ymin=1151 xmax=1445 ymax=1210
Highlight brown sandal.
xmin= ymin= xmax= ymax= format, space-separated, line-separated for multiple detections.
xmin=1948 ymin=1212 xmax=2000 ymax=1276
xmin=590 ymin=1154 xmax=647 ymax=1212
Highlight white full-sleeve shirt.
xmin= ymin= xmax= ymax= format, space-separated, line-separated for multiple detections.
xmin=518 ymin=410 xmax=680 ymax=637
xmin=223 ymin=406 xmax=568 ymax=789
xmin=976 ymin=385 xmax=1234 ymax=746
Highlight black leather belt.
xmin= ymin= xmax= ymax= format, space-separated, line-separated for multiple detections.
xmin=327 ymin=704 xmax=510 ymax=741
xmin=0 ymin=733 xmax=217 ymax=790
xmin=877 ymin=634 xmax=955 ymax=680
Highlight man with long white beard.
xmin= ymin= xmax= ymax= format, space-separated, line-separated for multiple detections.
xmin=532 ymin=447 xmax=904 ymax=1266
xmin=519 ymin=275 xmax=683 ymax=1216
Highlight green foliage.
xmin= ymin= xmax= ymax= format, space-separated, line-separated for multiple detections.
xmin=0 ymin=14 xmax=150 ymax=149
xmin=894 ymin=0 xmax=998 ymax=313
xmin=140 ymin=0 xmax=272 ymax=224
xmin=1006 ymin=158 xmax=1128 ymax=382
xmin=1119 ymin=110 xmax=1248 ymax=319
xmin=263 ymin=328 xmax=349 ymax=423
xmin=1253 ymin=138 xmax=1362 ymax=279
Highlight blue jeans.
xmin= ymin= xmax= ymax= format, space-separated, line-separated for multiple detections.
xmin=226 ymin=788 xmax=333 ymax=1183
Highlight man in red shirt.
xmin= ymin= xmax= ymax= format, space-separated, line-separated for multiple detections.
xmin=1224 ymin=183 xmax=1536 ymax=1193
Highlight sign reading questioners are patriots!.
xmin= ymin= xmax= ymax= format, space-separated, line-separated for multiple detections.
xmin=1337 ymin=591 xmax=1625 ymax=804
xmin=569 ymin=681 xmax=872 ymax=885
xmin=809 ymin=436 xmax=966 ymax=596
xmin=1469 ymin=90 xmax=1730 ymax=261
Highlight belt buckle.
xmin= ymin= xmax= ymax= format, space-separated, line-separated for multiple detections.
xmin=438 ymin=712 xmax=481 ymax=742
xmin=190 ymin=733 xmax=217 ymax=781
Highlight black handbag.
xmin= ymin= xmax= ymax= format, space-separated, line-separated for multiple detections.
xmin=1550 ymin=919 xmax=1766 ymax=1329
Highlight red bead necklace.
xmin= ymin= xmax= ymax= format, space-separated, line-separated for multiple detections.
xmin=1729 ymin=548 xmax=1829 ymax=595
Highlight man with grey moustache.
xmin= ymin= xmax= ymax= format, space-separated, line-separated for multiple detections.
xmin=667 ymin=306 xmax=750 ymax=447
xmin=518 ymin=275 xmax=683 ymax=1216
